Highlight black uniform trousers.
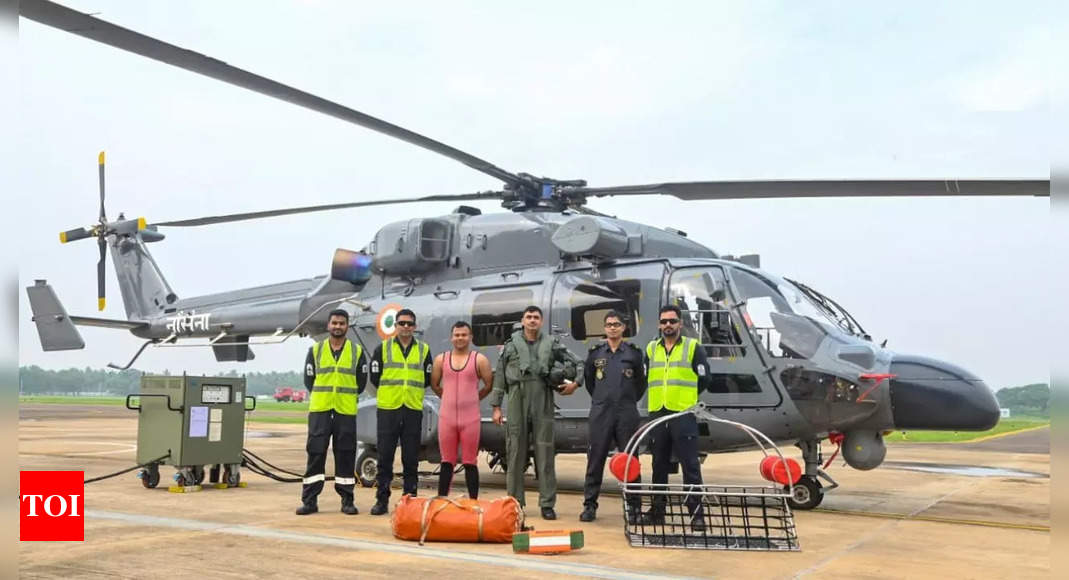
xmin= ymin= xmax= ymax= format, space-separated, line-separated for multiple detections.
xmin=649 ymin=411 xmax=704 ymax=518
xmin=375 ymin=407 xmax=422 ymax=502
xmin=583 ymin=402 xmax=642 ymax=512
xmin=302 ymin=410 xmax=356 ymax=505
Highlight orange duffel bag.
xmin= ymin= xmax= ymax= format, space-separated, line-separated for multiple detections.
xmin=391 ymin=495 xmax=525 ymax=545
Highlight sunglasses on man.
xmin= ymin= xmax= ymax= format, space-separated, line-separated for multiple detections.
xmin=396 ymin=320 xmax=415 ymax=327
xmin=659 ymin=318 xmax=680 ymax=325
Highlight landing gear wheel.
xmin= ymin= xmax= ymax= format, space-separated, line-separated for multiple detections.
xmin=140 ymin=464 xmax=160 ymax=489
xmin=357 ymin=448 xmax=377 ymax=488
xmin=786 ymin=476 xmax=823 ymax=510
xmin=192 ymin=465 xmax=206 ymax=485
xmin=223 ymin=466 xmax=241 ymax=487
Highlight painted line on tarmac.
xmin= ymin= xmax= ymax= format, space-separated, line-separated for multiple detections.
xmin=50 ymin=442 xmax=137 ymax=456
xmin=891 ymin=424 xmax=1050 ymax=445
xmin=86 ymin=510 xmax=701 ymax=580
xmin=813 ymin=507 xmax=1050 ymax=532
xmin=958 ymin=424 xmax=1049 ymax=444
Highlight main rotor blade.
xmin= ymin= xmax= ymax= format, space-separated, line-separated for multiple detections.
xmin=572 ymin=179 xmax=1050 ymax=201
xmin=20 ymin=0 xmax=522 ymax=188
xmin=98 ymin=151 xmax=106 ymax=222
xmin=96 ymin=235 xmax=106 ymax=311
xmin=154 ymin=191 xmax=504 ymax=227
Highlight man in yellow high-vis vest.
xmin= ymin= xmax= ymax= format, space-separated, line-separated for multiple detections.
xmin=368 ymin=308 xmax=432 ymax=516
xmin=297 ymin=309 xmax=367 ymax=516
xmin=640 ymin=304 xmax=711 ymax=531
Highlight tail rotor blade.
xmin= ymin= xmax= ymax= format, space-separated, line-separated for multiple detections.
xmin=98 ymin=151 xmax=107 ymax=222
xmin=97 ymin=235 xmax=106 ymax=311
xmin=60 ymin=227 xmax=92 ymax=243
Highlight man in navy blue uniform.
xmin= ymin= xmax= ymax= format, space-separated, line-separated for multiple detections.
xmin=580 ymin=310 xmax=647 ymax=522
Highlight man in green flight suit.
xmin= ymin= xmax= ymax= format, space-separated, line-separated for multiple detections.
xmin=489 ymin=305 xmax=583 ymax=520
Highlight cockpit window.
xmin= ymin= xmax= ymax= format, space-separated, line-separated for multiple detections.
xmin=731 ymin=268 xmax=834 ymax=359
xmin=667 ymin=268 xmax=746 ymax=356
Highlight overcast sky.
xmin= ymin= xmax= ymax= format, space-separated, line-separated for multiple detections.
xmin=15 ymin=1 xmax=1055 ymax=389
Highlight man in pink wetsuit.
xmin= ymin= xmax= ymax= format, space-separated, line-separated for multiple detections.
xmin=431 ymin=321 xmax=493 ymax=497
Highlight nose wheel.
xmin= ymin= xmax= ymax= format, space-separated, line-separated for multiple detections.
xmin=785 ymin=475 xmax=823 ymax=510
xmin=357 ymin=446 xmax=377 ymax=487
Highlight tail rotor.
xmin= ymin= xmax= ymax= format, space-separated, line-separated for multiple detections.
xmin=58 ymin=152 xmax=146 ymax=311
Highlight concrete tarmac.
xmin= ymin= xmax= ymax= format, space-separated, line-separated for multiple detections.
xmin=19 ymin=405 xmax=1050 ymax=578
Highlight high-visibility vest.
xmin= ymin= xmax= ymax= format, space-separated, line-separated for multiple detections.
xmin=310 ymin=339 xmax=362 ymax=415
xmin=645 ymin=336 xmax=699 ymax=412
xmin=378 ymin=338 xmax=429 ymax=411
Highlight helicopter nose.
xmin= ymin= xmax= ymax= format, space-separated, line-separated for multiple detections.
xmin=888 ymin=354 xmax=1000 ymax=431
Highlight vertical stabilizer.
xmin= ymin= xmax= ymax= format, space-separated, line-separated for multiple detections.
xmin=111 ymin=232 xmax=177 ymax=320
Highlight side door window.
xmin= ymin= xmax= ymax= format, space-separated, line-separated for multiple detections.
xmin=550 ymin=263 xmax=667 ymax=418
xmin=668 ymin=267 xmax=782 ymax=407
xmin=471 ymin=287 xmax=536 ymax=349
xmin=550 ymin=263 xmax=666 ymax=351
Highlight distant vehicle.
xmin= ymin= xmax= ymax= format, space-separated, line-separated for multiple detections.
xmin=273 ymin=387 xmax=307 ymax=403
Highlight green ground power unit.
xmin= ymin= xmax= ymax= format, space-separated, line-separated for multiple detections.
xmin=126 ymin=374 xmax=255 ymax=490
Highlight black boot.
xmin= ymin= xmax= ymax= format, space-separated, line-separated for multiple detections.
xmin=437 ymin=462 xmax=454 ymax=497
xmin=295 ymin=503 xmax=318 ymax=515
xmin=463 ymin=464 xmax=479 ymax=499
xmin=370 ymin=500 xmax=389 ymax=516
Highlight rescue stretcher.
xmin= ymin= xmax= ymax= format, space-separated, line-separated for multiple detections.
xmin=619 ymin=404 xmax=801 ymax=551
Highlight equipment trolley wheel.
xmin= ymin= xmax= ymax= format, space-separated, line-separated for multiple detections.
xmin=192 ymin=465 xmax=206 ymax=485
xmin=140 ymin=464 xmax=161 ymax=489
xmin=223 ymin=465 xmax=241 ymax=487
xmin=785 ymin=476 xmax=823 ymax=510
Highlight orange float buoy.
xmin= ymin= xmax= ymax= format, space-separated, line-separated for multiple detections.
xmin=609 ymin=453 xmax=641 ymax=482
xmin=758 ymin=456 xmax=801 ymax=485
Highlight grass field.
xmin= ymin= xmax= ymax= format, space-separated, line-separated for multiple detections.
xmin=19 ymin=395 xmax=129 ymax=406
xmin=20 ymin=396 xmax=1049 ymax=440
xmin=883 ymin=417 xmax=1049 ymax=443
xmin=19 ymin=395 xmax=308 ymax=412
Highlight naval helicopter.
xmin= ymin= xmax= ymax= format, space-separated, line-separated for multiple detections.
xmin=21 ymin=0 xmax=1049 ymax=509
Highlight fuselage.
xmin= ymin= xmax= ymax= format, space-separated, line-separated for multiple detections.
xmin=114 ymin=209 xmax=999 ymax=456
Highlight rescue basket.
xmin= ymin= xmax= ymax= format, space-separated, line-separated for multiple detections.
xmin=620 ymin=405 xmax=801 ymax=551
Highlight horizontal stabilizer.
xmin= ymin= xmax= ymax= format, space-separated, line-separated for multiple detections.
xmin=68 ymin=315 xmax=148 ymax=330
xmin=27 ymin=280 xmax=85 ymax=351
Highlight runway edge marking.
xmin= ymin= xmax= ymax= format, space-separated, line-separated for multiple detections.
xmin=86 ymin=510 xmax=703 ymax=580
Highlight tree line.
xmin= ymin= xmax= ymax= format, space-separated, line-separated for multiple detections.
xmin=995 ymin=383 xmax=1049 ymax=417
xmin=18 ymin=366 xmax=303 ymax=397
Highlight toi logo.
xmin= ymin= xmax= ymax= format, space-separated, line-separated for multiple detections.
xmin=20 ymin=471 xmax=84 ymax=541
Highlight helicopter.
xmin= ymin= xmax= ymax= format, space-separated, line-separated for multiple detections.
xmin=21 ymin=0 xmax=1049 ymax=510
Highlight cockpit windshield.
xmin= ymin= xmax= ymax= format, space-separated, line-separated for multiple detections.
xmin=784 ymin=278 xmax=868 ymax=338
xmin=667 ymin=266 xmax=869 ymax=359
